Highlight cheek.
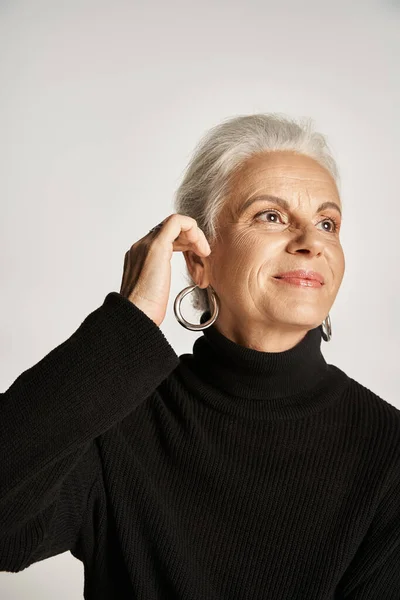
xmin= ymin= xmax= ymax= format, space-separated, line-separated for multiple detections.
xmin=218 ymin=231 xmax=253 ymax=265
xmin=212 ymin=243 xmax=255 ymax=287
xmin=332 ymin=246 xmax=346 ymax=281
xmin=215 ymin=229 xmax=282 ymax=283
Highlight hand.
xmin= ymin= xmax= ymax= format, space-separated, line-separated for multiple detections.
xmin=120 ymin=214 xmax=211 ymax=327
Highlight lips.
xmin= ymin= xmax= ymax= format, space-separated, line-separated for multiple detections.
xmin=274 ymin=270 xmax=325 ymax=285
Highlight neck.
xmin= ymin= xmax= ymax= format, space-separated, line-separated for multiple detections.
xmin=212 ymin=313 xmax=312 ymax=353
xmin=176 ymin=309 xmax=349 ymax=421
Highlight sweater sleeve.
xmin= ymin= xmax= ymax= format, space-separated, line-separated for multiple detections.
xmin=335 ymin=457 xmax=400 ymax=599
xmin=0 ymin=291 xmax=180 ymax=572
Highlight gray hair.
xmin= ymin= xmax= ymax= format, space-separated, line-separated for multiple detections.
xmin=173 ymin=112 xmax=340 ymax=313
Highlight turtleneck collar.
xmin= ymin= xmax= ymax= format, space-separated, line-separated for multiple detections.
xmin=177 ymin=310 xmax=349 ymax=421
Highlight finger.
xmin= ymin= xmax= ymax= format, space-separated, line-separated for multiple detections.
xmin=175 ymin=216 xmax=211 ymax=255
xmin=157 ymin=215 xmax=211 ymax=256
xmin=175 ymin=224 xmax=211 ymax=256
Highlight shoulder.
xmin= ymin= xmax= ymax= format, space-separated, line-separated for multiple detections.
xmin=346 ymin=375 xmax=400 ymax=416
xmin=342 ymin=375 xmax=400 ymax=442
xmin=338 ymin=376 xmax=400 ymax=484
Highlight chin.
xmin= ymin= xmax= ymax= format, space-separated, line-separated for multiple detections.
xmin=272 ymin=309 xmax=325 ymax=330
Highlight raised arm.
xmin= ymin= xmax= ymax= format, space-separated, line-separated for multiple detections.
xmin=0 ymin=292 xmax=179 ymax=571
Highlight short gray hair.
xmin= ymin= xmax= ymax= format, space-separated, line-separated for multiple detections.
xmin=173 ymin=112 xmax=340 ymax=313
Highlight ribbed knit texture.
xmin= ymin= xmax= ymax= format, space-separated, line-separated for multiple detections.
xmin=1 ymin=291 xmax=400 ymax=599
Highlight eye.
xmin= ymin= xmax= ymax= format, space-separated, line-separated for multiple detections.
xmin=255 ymin=210 xmax=339 ymax=233
xmin=255 ymin=209 xmax=283 ymax=223
xmin=317 ymin=217 xmax=339 ymax=233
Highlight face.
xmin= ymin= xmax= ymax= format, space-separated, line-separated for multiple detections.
xmin=188 ymin=150 xmax=345 ymax=334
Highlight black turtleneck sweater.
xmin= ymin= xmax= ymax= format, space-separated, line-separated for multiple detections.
xmin=1 ymin=292 xmax=400 ymax=599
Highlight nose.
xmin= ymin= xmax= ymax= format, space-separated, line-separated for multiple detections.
xmin=286 ymin=225 xmax=324 ymax=257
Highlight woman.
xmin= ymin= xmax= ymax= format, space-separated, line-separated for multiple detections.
xmin=1 ymin=113 xmax=399 ymax=599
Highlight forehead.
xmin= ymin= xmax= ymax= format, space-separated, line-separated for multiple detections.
xmin=228 ymin=150 xmax=340 ymax=203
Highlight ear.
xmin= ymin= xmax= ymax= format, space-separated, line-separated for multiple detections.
xmin=182 ymin=249 xmax=211 ymax=289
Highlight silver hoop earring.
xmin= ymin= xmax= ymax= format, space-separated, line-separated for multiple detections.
xmin=321 ymin=314 xmax=332 ymax=342
xmin=173 ymin=285 xmax=219 ymax=331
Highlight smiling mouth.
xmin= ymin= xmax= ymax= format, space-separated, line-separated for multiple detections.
xmin=273 ymin=276 xmax=323 ymax=288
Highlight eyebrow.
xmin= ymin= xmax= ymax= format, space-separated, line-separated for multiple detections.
xmin=237 ymin=194 xmax=342 ymax=217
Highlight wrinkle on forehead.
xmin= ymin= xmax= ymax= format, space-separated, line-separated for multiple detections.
xmin=237 ymin=164 xmax=336 ymax=187
xmin=232 ymin=151 xmax=336 ymax=182
xmin=225 ymin=152 xmax=340 ymax=219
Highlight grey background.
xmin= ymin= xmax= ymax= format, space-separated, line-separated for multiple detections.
xmin=1 ymin=0 xmax=399 ymax=597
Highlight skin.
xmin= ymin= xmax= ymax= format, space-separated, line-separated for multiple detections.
xmin=183 ymin=150 xmax=345 ymax=353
